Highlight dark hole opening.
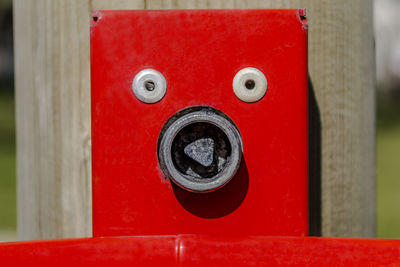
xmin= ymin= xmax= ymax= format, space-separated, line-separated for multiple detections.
xmin=171 ymin=122 xmax=231 ymax=179
xmin=145 ymin=80 xmax=155 ymax=91
xmin=245 ymin=79 xmax=256 ymax=90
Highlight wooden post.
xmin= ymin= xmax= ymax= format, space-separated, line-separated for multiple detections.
xmin=13 ymin=0 xmax=375 ymax=240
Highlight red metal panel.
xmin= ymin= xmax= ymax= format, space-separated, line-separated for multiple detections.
xmin=1 ymin=236 xmax=400 ymax=266
xmin=90 ymin=9 xmax=308 ymax=237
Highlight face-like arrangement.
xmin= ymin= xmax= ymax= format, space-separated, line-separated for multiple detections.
xmin=91 ymin=9 xmax=308 ymax=237
xmin=133 ymin=67 xmax=268 ymax=193
xmin=131 ymin=67 xmax=267 ymax=194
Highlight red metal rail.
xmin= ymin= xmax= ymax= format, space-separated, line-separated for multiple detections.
xmin=1 ymin=236 xmax=400 ymax=266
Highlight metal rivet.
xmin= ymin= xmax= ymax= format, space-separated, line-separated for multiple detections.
xmin=233 ymin=67 xmax=267 ymax=102
xmin=132 ymin=69 xmax=167 ymax=103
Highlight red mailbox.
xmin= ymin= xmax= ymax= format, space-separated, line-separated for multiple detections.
xmin=1 ymin=9 xmax=400 ymax=267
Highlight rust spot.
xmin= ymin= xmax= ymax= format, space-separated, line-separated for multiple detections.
xmin=298 ymin=9 xmax=308 ymax=30
xmin=91 ymin=10 xmax=102 ymax=28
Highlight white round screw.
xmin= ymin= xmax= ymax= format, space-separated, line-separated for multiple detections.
xmin=132 ymin=69 xmax=167 ymax=103
xmin=233 ymin=67 xmax=268 ymax=103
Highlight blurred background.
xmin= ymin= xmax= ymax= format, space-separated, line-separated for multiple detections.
xmin=0 ymin=0 xmax=399 ymax=240
xmin=374 ymin=0 xmax=400 ymax=239
xmin=0 ymin=0 xmax=15 ymax=241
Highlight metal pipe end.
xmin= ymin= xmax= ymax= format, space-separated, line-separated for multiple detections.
xmin=158 ymin=107 xmax=243 ymax=193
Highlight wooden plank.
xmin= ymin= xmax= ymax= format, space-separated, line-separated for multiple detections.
xmin=13 ymin=0 xmax=93 ymax=240
xmin=13 ymin=0 xmax=375 ymax=239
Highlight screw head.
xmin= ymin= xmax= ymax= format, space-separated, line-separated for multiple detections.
xmin=233 ymin=67 xmax=268 ymax=103
xmin=132 ymin=69 xmax=167 ymax=103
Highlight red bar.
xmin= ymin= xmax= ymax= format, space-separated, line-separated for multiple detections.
xmin=1 ymin=236 xmax=400 ymax=266
xmin=0 ymin=236 xmax=176 ymax=267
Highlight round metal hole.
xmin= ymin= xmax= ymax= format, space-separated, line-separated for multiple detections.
xmin=132 ymin=69 xmax=166 ymax=103
xmin=144 ymin=80 xmax=155 ymax=91
xmin=158 ymin=107 xmax=243 ymax=193
xmin=244 ymin=79 xmax=256 ymax=90
xmin=233 ymin=67 xmax=267 ymax=102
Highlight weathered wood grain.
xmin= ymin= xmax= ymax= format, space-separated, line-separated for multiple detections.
xmin=13 ymin=0 xmax=375 ymax=239
xmin=13 ymin=0 xmax=92 ymax=240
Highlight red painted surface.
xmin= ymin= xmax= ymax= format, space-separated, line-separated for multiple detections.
xmin=1 ymin=236 xmax=400 ymax=266
xmin=90 ymin=9 xmax=309 ymax=237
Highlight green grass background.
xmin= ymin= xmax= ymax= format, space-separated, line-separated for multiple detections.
xmin=0 ymin=88 xmax=15 ymax=235
xmin=0 ymin=89 xmax=399 ymax=239
xmin=377 ymin=93 xmax=400 ymax=238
